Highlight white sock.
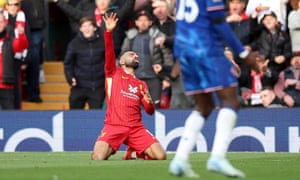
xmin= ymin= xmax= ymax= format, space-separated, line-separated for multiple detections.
xmin=211 ymin=108 xmax=237 ymax=158
xmin=175 ymin=110 xmax=205 ymax=161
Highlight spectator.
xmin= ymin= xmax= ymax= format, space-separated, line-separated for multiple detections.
xmin=274 ymin=53 xmax=300 ymax=107
xmin=165 ymin=0 xmax=176 ymax=17
xmin=64 ymin=17 xmax=105 ymax=109
xmin=4 ymin=0 xmax=29 ymax=109
xmin=260 ymin=88 xmax=285 ymax=107
xmin=226 ymin=0 xmax=252 ymax=97
xmin=251 ymin=11 xmax=292 ymax=88
xmin=288 ymin=0 xmax=300 ymax=53
xmin=121 ymin=10 xmax=173 ymax=108
xmin=226 ymin=0 xmax=251 ymax=45
xmin=52 ymin=0 xmax=95 ymax=34
xmin=0 ymin=11 xmax=25 ymax=110
xmin=152 ymin=0 xmax=193 ymax=109
xmin=152 ymin=0 xmax=174 ymax=49
xmin=21 ymin=0 xmax=46 ymax=103
xmin=52 ymin=0 xmax=135 ymax=56
xmin=246 ymin=0 xmax=289 ymax=30
xmin=152 ymin=0 xmax=173 ymax=109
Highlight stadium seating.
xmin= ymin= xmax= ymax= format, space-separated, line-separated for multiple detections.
xmin=22 ymin=62 xmax=70 ymax=110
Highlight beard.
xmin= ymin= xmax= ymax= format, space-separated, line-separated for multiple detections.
xmin=125 ymin=60 xmax=139 ymax=69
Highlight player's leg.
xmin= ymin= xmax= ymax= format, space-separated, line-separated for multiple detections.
xmin=169 ymin=93 xmax=214 ymax=178
xmin=92 ymin=125 xmax=129 ymax=160
xmin=126 ymin=126 xmax=166 ymax=160
xmin=212 ymin=86 xmax=240 ymax=158
xmin=207 ymin=86 xmax=245 ymax=178
xmin=144 ymin=142 xmax=166 ymax=160
xmin=92 ymin=141 xmax=114 ymax=160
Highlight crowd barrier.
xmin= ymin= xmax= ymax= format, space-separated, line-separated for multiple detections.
xmin=0 ymin=108 xmax=299 ymax=152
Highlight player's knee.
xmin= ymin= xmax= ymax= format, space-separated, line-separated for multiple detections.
xmin=152 ymin=150 xmax=167 ymax=160
xmin=91 ymin=152 xmax=108 ymax=160
xmin=156 ymin=151 xmax=167 ymax=160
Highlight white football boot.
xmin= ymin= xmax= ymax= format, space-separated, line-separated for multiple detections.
xmin=207 ymin=156 xmax=245 ymax=178
xmin=169 ymin=157 xmax=199 ymax=178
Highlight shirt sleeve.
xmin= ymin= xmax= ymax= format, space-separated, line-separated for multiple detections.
xmin=104 ymin=31 xmax=117 ymax=77
xmin=140 ymin=82 xmax=155 ymax=115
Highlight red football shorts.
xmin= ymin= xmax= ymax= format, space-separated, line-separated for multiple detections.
xmin=97 ymin=124 xmax=158 ymax=154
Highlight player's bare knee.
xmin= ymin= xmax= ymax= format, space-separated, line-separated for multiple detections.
xmin=91 ymin=152 xmax=108 ymax=160
xmin=91 ymin=152 xmax=99 ymax=160
xmin=156 ymin=151 xmax=167 ymax=160
xmin=152 ymin=147 xmax=167 ymax=160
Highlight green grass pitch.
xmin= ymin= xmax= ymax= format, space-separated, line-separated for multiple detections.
xmin=0 ymin=152 xmax=299 ymax=180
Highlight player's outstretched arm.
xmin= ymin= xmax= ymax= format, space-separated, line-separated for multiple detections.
xmin=103 ymin=13 xmax=119 ymax=76
xmin=103 ymin=13 xmax=118 ymax=32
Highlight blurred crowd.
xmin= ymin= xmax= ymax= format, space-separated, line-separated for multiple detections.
xmin=0 ymin=0 xmax=45 ymax=110
xmin=0 ymin=0 xmax=299 ymax=110
xmin=225 ymin=0 xmax=300 ymax=108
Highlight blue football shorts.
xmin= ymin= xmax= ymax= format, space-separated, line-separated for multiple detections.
xmin=178 ymin=52 xmax=238 ymax=95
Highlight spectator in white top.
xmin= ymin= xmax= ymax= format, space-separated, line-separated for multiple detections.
xmin=246 ymin=0 xmax=289 ymax=30
xmin=288 ymin=0 xmax=300 ymax=53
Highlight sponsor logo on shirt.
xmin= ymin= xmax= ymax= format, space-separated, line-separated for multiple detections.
xmin=120 ymin=84 xmax=140 ymax=101
xmin=129 ymin=84 xmax=138 ymax=94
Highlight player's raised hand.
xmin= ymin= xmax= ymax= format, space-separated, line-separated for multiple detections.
xmin=103 ymin=13 xmax=118 ymax=32
xmin=141 ymin=90 xmax=153 ymax=105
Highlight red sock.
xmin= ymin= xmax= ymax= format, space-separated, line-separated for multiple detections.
xmin=122 ymin=146 xmax=135 ymax=160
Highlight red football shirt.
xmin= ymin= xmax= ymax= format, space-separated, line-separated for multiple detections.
xmin=104 ymin=31 xmax=155 ymax=127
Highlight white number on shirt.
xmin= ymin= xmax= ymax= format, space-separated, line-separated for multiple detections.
xmin=177 ymin=0 xmax=199 ymax=23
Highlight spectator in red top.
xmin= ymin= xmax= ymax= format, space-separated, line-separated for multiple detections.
xmin=4 ymin=0 xmax=29 ymax=109
xmin=91 ymin=13 xmax=166 ymax=161
xmin=0 ymin=11 xmax=26 ymax=109
xmin=4 ymin=0 xmax=28 ymax=60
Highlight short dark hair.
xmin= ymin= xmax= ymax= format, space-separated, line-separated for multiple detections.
xmin=135 ymin=10 xmax=153 ymax=20
xmin=79 ymin=17 xmax=97 ymax=28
